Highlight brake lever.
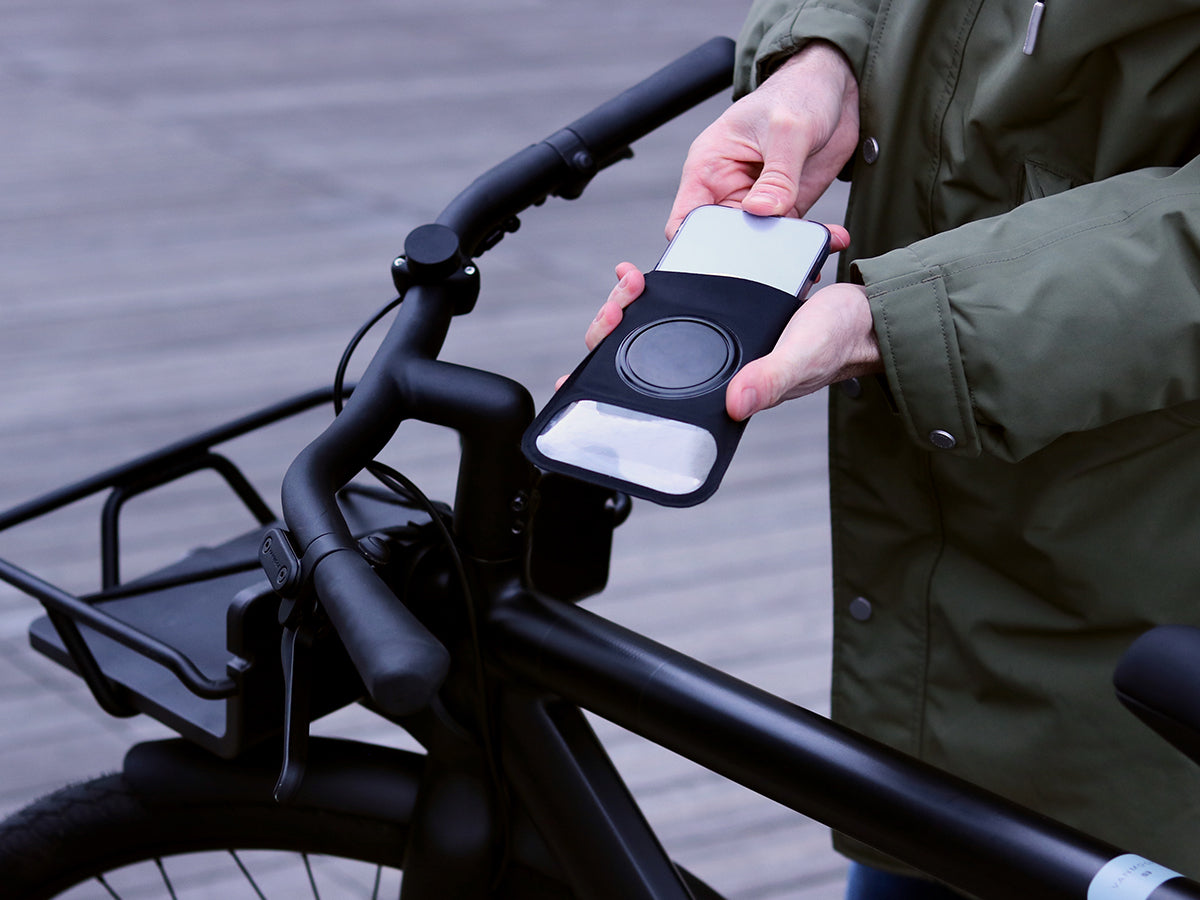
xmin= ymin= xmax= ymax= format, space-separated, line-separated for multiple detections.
xmin=260 ymin=528 xmax=342 ymax=803
xmin=273 ymin=612 xmax=315 ymax=803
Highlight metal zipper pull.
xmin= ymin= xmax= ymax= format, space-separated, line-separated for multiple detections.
xmin=1023 ymin=1 xmax=1046 ymax=55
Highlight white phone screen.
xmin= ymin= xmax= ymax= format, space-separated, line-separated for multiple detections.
xmin=654 ymin=205 xmax=829 ymax=296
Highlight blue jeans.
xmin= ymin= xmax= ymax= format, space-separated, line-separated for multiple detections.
xmin=844 ymin=863 xmax=967 ymax=900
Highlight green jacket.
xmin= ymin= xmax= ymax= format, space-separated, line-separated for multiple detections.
xmin=737 ymin=0 xmax=1200 ymax=878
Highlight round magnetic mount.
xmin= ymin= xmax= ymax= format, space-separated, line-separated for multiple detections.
xmin=616 ymin=317 xmax=739 ymax=398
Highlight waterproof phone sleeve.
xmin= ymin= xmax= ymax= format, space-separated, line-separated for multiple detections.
xmin=522 ymin=207 xmax=830 ymax=507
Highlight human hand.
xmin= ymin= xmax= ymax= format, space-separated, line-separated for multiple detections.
xmin=723 ymin=281 xmax=881 ymax=420
xmin=666 ymin=41 xmax=860 ymax=239
xmin=583 ymin=220 xmax=850 ymax=350
xmin=565 ymin=42 xmax=865 ymax=402
xmin=575 ymin=258 xmax=880 ymax=421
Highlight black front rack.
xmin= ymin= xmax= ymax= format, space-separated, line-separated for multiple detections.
xmin=0 ymin=387 xmax=428 ymax=758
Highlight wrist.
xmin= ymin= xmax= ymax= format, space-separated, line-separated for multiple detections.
xmin=820 ymin=282 xmax=883 ymax=382
xmin=771 ymin=40 xmax=855 ymax=89
xmin=846 ymin=283 xmax=883 ymax=374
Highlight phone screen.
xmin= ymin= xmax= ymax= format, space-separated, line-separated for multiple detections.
xmin=654 ymin=206 xmax=829 ymax=296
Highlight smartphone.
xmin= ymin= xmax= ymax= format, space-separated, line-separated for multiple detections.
xmin=523 ymin=206 xmax=830 ymax=507
xmin=655 ymin=204 xmax=830 ymax=296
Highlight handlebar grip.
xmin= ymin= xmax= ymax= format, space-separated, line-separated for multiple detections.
xmin=438 ymin=37 xmax=735 ymax=256
xmin=313 ymin=549 xmax=450 ymax=717
xmin=564 ymin=36 xmax=735 ymax=160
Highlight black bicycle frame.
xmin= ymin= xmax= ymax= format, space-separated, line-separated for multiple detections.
xmin=484 ymin=580 xmax=1200 ymax=900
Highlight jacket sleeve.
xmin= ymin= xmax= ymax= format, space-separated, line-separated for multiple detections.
xmin=854 ymin=158 xmax=1200 ymax=462
xmin=734 ymin=0 xmax=881 ymax=97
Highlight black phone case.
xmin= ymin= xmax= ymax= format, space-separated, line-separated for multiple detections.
xmin=522 ymin=269 xmax=809 ymax=507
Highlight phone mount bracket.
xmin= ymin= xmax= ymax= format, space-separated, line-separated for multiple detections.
xmin=523 ymin=270 xmax=802 ymax=507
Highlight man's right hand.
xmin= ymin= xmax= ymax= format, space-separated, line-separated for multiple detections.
xmin=666 ymin=40 xmax=860 ymax=239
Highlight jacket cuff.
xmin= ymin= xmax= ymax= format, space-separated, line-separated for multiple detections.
xmin=852 ymin=250 xmax=981 ymax=457
xmin=736 ymin=3 xmax=876 ymax=95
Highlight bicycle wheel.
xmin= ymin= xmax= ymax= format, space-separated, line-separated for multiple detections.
xmin=0 ymin=772 xmax=727 ymax=900
xmin=0 ymin=771 xmax=575 ymax=900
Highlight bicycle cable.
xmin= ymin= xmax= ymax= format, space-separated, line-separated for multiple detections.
xmin=330 ymin=284 xmax=513 ymax=884
xmin=365 ymin=459 xmax=514 ymax=887
xmin=332 ymin=290 xmax=407 ymax=417
xmin=332 ymin=290 xmax=421 ymax=506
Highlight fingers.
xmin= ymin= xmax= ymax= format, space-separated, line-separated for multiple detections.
xmin=667 ymin=42 xmax=860 ymax=237
xmin=584 ymin=262 xmax=644 ymax=350
xmin=667 ymin=168 xmax=723 ymax=239
xmin=724 ymin=282 xmax=881 ymax=421
xmin=825 ymin=223 xmax=851 ymax=252
xmin=741 ymin=117 xmax=808 ymax=217
xmin=726 ymin=358 xmax=780 ymax=421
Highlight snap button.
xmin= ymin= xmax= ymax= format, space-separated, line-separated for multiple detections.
xmin=929 ymin=429 xmax=957 ymax=450
xmin=837 ymin=377 xmax=863 ymax=399
xmin=862 ymin=137 xmax=880 ymax=165
xmin=849 ymin=596 xmax=873 ymax=622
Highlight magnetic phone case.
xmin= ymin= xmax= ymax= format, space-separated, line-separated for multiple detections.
xmin=522 ymin=269 xmax=813 ymax=507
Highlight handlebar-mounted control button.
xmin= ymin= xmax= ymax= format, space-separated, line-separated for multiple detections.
xmin=261 ymin=528 xmax=303 ymax=599
xmin=260 ymin=528 xmax=360 ymax=624
xmin=402 ymin=223 xmax=462 ymax=283
xmin=392 ymin=223 xmax=481 ymax=315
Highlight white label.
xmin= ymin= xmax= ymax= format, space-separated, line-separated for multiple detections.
xmin=1088 ymin=855 xmax=1183 ymax=900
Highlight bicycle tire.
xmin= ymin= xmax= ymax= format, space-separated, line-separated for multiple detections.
xmin=0 ymin=771 xmax=728 ymax=900
xmin=0 ymin=771 xmax=573 ymax=900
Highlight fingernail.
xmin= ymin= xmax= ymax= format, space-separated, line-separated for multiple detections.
xmin=746 ymin=190 xmax=777 ymax=212
xmin=737 ymin=387 xmax=759 ymax=419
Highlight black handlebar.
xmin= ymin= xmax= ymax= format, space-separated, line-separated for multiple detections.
xmin=564 ymin=36 xmax=737 ymax=163
xmin=439 ymin=36 xmax=736 ymax=258
xmin=281 ymin=37 xmax=736 ymax=718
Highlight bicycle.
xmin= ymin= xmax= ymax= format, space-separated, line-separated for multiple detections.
xmin=1 ymin=34 xmax=1199 ymax=900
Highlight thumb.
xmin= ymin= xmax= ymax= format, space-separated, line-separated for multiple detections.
xmin=741 ymin=125 xmax=805 ymax=217
xmin=725 ymin=357 xmax=783 ymax=421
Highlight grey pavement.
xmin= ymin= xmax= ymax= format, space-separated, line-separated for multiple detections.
xmin=0 ymin=2 xmax=850 ymax=897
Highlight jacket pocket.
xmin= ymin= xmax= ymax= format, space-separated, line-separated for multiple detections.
xmin=1021 ymin=159 xmax=1084 ymax=202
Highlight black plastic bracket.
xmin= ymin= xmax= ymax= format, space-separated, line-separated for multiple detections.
xmin=543 ymin=127 xmax=633 ymax=200
xmin=259 ymin=528 xmax=356 ymax=612
xmin=391 ymin=231 xmax=481 ymax=316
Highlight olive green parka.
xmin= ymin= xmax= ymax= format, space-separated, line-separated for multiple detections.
xmin=736 ymin=0 xmax=1200 ymax=878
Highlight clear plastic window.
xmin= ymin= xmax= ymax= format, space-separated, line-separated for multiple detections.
xmin=535 ymin=400 xmax=718 ymax=495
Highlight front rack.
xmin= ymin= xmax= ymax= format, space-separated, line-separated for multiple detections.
xmin=0 ymin=386 xmax=429 ymax=758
